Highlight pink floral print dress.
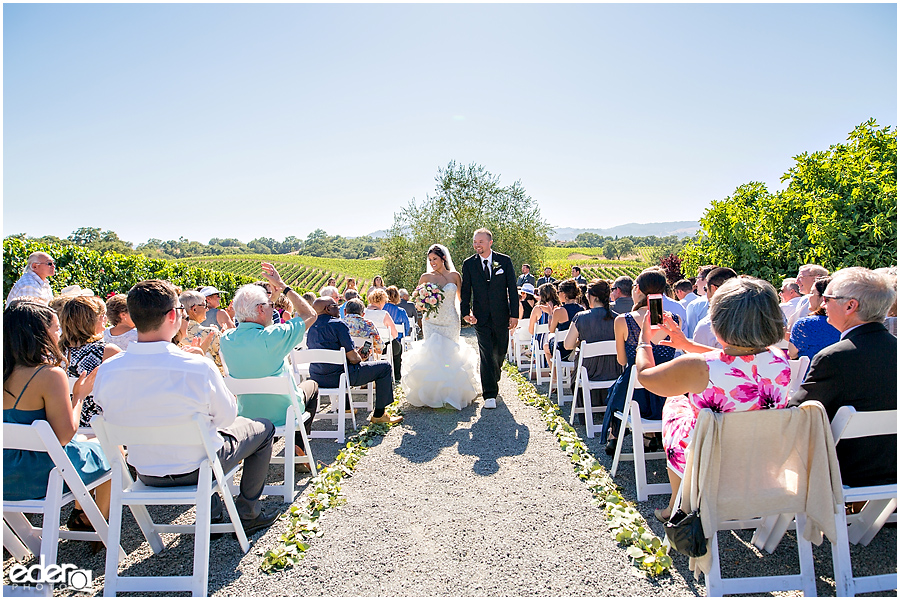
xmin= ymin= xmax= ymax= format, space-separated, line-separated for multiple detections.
xmin=661 ymin=347 xmax=792 ymax=476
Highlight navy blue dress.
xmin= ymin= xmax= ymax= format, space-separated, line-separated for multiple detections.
xmin=599 ymin=312 xmax=679 ymax=441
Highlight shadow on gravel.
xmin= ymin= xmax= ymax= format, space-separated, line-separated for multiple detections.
xmin=394 ymin=396 xmax=530 ymax=476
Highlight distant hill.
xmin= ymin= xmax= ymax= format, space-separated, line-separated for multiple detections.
xmin=551 ymin=221 xmax=698 ymax=241
xmin=368 ymin=222 xmax=699 ymax=241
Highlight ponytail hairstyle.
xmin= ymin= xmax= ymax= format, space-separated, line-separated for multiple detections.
xmin=587 ymin=279 xmax=614 ymax=320
xmin=633 ymin=269 xmax=667 ymax=310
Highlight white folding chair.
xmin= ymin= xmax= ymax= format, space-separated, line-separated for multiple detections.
xmin=91 ymin=414 xmax=250 ymax=598
xmin=373 ymin=326 xmax=396 ymax=383
xmin=568 ymin=340 xmax=618 ymax=430
xmin=510 ymin=324 xmax=532 ymax=371
xmin=787 ymin=356 xmax=810 ymax=396
xmin=548 ymin=346 xmax=577 ymax=406
xmin=674 ymin=406 xmax=829 ymax=596
xmin=609 ymin=367 xmax=670 ymax=501
xmin=3 ymin=421 xmax=124 ymax=575
xmin=68 ymin=375 xmax=95 ymax=438
xmin=829 ymin=406 xmax=897 ymax=596
xmin=529 ymin=323 xmax=551 ymax=384
xmin=223 ymin=374 xmax=317 ymax=502
xmin=290 ymin=348 xmax=356 ymax=443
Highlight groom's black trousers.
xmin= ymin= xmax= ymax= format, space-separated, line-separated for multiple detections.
xmin=474 ymin=320 xmax=508 ymax=399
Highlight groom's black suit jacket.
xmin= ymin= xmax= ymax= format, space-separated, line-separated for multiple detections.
xmin=460 ymin=252 xmax=519 ymax=326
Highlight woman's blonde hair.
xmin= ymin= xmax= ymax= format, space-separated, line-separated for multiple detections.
xmin=59 ymin=296 xmax=106 ymax=355
xmin=367 ymin=288 xmax=388 ymax=306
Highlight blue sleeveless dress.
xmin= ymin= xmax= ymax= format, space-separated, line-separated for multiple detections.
xmin=3 ymin=366 xmax=110 ymax=501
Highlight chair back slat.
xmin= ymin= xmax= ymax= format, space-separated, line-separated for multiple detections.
xmin=831 ymin=406 xmax=897 ymax=443
xmin=579 ymin=340 xmax=618 ymax=360
xmin=290 ymin=348 xmax=347 ymax=366
xmin=533 ymin=323 xmax=550 ymax=335
xmin=91 ymin=418 xmax=202 ymax=448
xmin=3 ymin=422 xmax=51 ymax=452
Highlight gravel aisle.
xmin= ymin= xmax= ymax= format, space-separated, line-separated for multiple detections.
xmin=218 ymin=329 xmax=697 ymax=596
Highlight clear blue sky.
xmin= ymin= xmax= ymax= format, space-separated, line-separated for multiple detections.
xmin=4 ymin=3 xmax=896 ymax=246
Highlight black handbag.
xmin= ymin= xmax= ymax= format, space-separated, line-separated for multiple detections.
xmin=664 ymin=508 xmax=707 ymax=557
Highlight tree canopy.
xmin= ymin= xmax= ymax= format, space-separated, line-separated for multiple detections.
xmin=681 ymin=119 xmax=897 ymax=282
xmin=383 ymin=161 xmax=552 ymax=290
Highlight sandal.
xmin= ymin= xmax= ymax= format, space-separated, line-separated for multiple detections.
xmin=66 ymin=508 xmax=94 ymax=532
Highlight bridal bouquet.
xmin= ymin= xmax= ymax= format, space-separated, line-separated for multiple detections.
xmin=413 ymin=282 xmax=444 ymax=318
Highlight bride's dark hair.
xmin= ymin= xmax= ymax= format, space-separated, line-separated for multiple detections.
xmin=426 ymin=244 xmax=454 ymax=272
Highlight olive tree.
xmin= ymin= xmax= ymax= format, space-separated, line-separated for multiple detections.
xmin=383 ymin=161 xmax=552 ymax=290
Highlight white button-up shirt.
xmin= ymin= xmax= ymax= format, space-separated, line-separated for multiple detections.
xmin=93 ymin=341 xmax=237 ymax=477
xmin=6 ymin=270 xmax=53 ymax=306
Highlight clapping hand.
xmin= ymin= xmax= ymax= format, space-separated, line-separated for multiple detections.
xmin=72 ymin=368 xmax=98 ymax=403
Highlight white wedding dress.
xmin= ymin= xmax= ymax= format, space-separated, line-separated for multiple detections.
xmin=401 ymin=283 xmax=481 ymax=410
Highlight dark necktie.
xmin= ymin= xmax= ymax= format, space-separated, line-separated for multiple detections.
xmin=483 ymin=258 xmax=490 ymax=280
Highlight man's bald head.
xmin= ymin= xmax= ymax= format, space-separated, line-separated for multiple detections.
xmin=313 ymin=296 xmax=338 ymax=315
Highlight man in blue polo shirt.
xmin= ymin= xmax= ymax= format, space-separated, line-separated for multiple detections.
xmin=306 ymin=296 xmax=403 ymax=425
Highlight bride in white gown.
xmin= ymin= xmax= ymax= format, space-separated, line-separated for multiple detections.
xmin=401 ymin=244 xmax=481 ymax=410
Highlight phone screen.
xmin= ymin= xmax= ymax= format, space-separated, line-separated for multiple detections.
xmin=361 ymin=340 xmax=372 ymax=354
xmin=648 ymin=295 xmax=664 ymax=327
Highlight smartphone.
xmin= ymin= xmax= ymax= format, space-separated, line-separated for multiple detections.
xmin=648 ymin=294 xmax=664 ymax=329
xmin=360 ymin=340 xmax=372 ymax=355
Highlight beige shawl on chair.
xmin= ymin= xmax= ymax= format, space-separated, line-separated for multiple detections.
xmin=680 ymin=401 xmax=843 ymax=575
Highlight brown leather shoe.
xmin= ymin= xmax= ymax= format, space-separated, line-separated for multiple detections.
xmin=370 ymin=413 xmax=403 ymax=425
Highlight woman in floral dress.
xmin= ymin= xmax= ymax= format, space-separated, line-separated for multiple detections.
xmin=634 ymin=277 xmax=792 ymax=521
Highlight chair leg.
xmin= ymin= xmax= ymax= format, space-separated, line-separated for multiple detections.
xmin=610 ymin=416 xmax=629 ymax=475
xmin=41 ymin=471 xmax=64 ymax=569
xmin=850 ymin=498 xmax=896 ymax=545
xmin=298 ymin=417 xmax=317 ymax=478
xmin=705 ymin=530 xmax=722 ymax=597
xmin=794 ymin=513 xmax=817 ymax=596
xmin=632 ymin=403 xmax=650 ymax=502
xmin=831 ymin=510 xmax=855 ymax=597
xmin=283 ymin=424 xmax=295 ymax=503
xmin=3 ymin=518 xmax=30 ymax=561
xmin=4 ymin=512 xmax=41 ymax=558
xmin=193 ymin=463 xmax=212 ymax=598
xmin=104 ymin=471 xmax=125 ymax=597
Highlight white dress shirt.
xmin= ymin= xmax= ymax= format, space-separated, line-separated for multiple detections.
xmin=6 ymin=270 xmax=53 ymax=306
xmin=683 ymin=296 xmax=709 ymax=339
xmin=678 ymin=291 xmax=699 ymax=308
xmin=692 ymin=316 xmax=722 ymax=349
xmin=662 ymin=294 xmax=687 ymax=325
xmin=93 ymin=341 xmax=237 ymax=477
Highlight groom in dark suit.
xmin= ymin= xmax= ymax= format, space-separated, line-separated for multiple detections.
xmin=461 ymin=228 xmax=519 ymax=409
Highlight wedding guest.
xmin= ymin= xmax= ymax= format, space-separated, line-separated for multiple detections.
xmin=95 ymin=279 xmax=280 ymax=535
xmin=398 ymin=288 xmax=421 ymax=337
xmin=346 ymin=278 xmax=358 ymax=292
xmin=778 ymin=278 xmax=804 ymax=324
xmin=874 ymin=267 xmax=896 ymax=336
xmin=274 ymin=294 xmax=294 ymax=323
xmin=546 ymin=279 xmax=583 ymax=369
xmin=200 ymin=286 xmax=236 ymax=330
xmin=789 ymin=267 xmax=897 ymax=488
xmin=578 ymin=283 xmax=590 ymax=311
xmin=7 ymin=252 xmax=55 ymax=306
xmin=611 ymin=276 xmax=634 ymax=315
xmin=683 ymin=265 xmax=716 ymax=338
xmin=302 ymin=292 xmax=317 ymax=307
xmin=326 ymin=277 xmax=337 ymax=288
xmin=371 ymin=276 xmax=386 ymax=291
xmin=519 ymin=283 xmax=537 ymax=320
xmin=788 ymin=276 xmax=839 ymax=366
xmin=787 ymin=264 xmax=830 ymax=333
xmin=254 ymin=281 xmax=283 ymax=324
xmin=530 ymin=283 xmax=560 ymax=356
xmin=637 ymin=277 xmax=791 ymax=521
xmin=691 ymin=267 xmax=737 ymax=349
xmin=343 ymin=299 xmax=384 ymax=357
xmin=367 ymin=288 xmax=404 ymax=380
xmin=536 ymin=267 xmax=557 ymax=288
xmin=517 ymin=264 xmax=536 ymax=287
xmin=599 ymin=269 xmax=680 ymax=454
xmin=219 ymin=266 xmax=320 ymax=456
xmin=306 ymin=297 xmax=402 ymax=425
xmin=103 ymin=294 xmax=138 ymax=351
xmin=320 ymin=285 xmax=342 ymax=317
xmin=674 ymin=279 xmax=698 ymax=308
xmin=563 ymin=279 xmax=621 ymax=409
xmin=59 ymin=296 xmax=122 ymax=426
xmin=3 ymin=301 xmax=111 ymax=527
xmin=180 ymin=290 xmax=226 ymax=376
xmin=571 ymin=266 xmax=587 ymax=286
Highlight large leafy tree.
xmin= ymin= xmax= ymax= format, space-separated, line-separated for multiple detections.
xmin=682 ymin=119 xmax=897 ymax=283
xmin=383 ymin=161 xmax=552 ymax=290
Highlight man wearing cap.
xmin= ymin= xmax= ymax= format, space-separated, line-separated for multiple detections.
xmin=517 ymin=264 xmax=536 ymax=288
xmin=7 ymin=251 xmax=55 ymax=306
xmin=200 ymin=286 xmax=236 ymax=330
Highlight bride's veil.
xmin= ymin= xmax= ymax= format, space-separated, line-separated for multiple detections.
xmin=425 ymin=243 xmax=455 ymax=274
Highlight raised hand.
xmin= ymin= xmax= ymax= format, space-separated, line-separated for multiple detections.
xmin=261 ymin=262 xmax=285 ymax=291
